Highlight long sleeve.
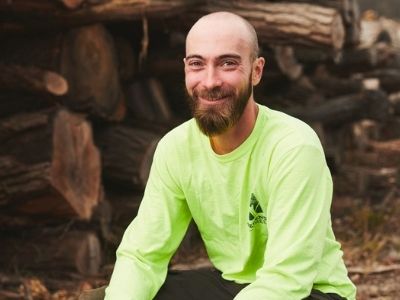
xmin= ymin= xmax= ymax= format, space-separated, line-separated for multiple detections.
xmin=235 ymin=144 xmax=333 ymax=299
xmin=105 ymin=141 xmax=192 ymax=300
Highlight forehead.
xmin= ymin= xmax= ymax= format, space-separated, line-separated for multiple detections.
xmin=186 ymin=19 xmax=252 ymax=59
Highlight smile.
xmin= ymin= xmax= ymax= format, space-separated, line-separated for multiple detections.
xmin=199 ymin=96 xmax=228 ymax=104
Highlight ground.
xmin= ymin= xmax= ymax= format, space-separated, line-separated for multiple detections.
xmin=1 ymin=186 xmax=399 ymax=299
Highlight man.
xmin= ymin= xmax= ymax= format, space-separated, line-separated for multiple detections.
xmin=104 ymin=12 xmax=356 ymax=299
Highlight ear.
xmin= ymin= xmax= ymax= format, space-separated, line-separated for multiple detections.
xmin=252 ymin=57 xmax=265 ymax=86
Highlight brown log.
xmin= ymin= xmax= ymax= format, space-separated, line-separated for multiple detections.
xmin=274 ymin=46 xmax=303 ymax=81
xmin=0 ymin=63 xmax=68 ymax=96
xmin=360 ymin=15 xmax=400 ymax=49
xmin=125 ymin=78 xmax=174 ymax=125
xmin=60 ymin=24 xmax=125 ymax=120
xmin=0 ymin=1 xmax=199 ymax=27
xmin=105 ymin=191 xmax=142 ymax=239
xmin=344 ymin=149 xmax=400 ymax=169
xmin=0 ymin=109 xmax=101 ymax=220
xmin=95 ymin=125 xmax=161 ymax=191
xmin=335 ymin=47 xmax=379 ymax=71
xmin=389 ymin=92 xmax=400 ymax=116
xmin=270 ymin=0 xmax=361 ymax=45
xmin=61 ymin=0 xmax=85 ymax=10
xmin=0 ymin=24 xmax=125 ymax=121
xmin=114 ymin=36 xmax=137 ymax=82
xmin=0 ymin=0 xmax=85 ymax=16
xmin=206 ymin=0 xmax=345 ymax=50
xmin=363 ymin=69 xmax=400 ymax=93
xmin=0 ymin=230 xmax=102 ymax=275
xmin=340 ymin=165 xmax=398 ymax=195
xmin=0 ymin=92 xmax=52 ymax=119
xmin=287 ymin=89 xmax=391 ymax=127
xmin=312 ymin=65 xmax=363 ymax=97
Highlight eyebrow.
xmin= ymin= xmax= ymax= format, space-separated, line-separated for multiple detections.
xmin=185 ymin=54 xmax=242 ymax=61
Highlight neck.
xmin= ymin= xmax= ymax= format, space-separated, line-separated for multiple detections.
xmin=210 ymin=100 xmax=259 ymax=155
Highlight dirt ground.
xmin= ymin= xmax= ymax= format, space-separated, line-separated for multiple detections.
xmin=1 ymin=186 xmax=399 ymax=299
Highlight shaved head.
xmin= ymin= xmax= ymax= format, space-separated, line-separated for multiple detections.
xmin=186 ymin=11 xmax=259 ymax=60
xmin=184 ymin=11 xmax=265 ymax=137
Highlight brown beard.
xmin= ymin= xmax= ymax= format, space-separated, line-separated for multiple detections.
xmin=187 ymin=74 xmax=253 ymax=136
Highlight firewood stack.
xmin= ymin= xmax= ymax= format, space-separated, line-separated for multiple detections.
xmin=0 ymin=0 xmax=399 ymax=276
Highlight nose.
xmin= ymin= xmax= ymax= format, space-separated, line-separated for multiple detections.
xmin=201 ymin=66 xmax=222 ymax=89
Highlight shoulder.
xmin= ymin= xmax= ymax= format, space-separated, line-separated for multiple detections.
xmin=261 ymin=106 xmax=324 ymax=153
xmin=154 ymin=118 xmax=200 ymax=161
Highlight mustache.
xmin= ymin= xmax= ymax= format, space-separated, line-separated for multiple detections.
xmin=193 ymin=87 xmax=235 ymax=100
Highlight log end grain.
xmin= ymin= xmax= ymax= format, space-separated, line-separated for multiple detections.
xmin=51 ymin=109 xmax=101 ymax=220
xmin=44 ymin=71 xmax=68 ymax=96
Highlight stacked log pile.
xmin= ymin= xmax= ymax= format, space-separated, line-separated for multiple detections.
xmin=0 ymin=0 xmax=399 ymax=277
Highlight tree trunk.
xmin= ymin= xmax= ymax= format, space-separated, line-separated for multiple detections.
xmin=125 ymin=78 xmax=174 ymax=125
xmin=0 ymin=109 xmax=101 ymax=220
xmin=270 ymin=0 xmax=360 ymax=45
xmin=363 ymin=69 xmax=400 ymax=93
xmin=0 ymin=230 xmax=102 ymax=275
xmin=0 ymin=24 xmax=125 ymax=121
xmin=205 ymin=0 xmax=345 ymax=50
xmin=95 ymin=125 xmax=161 ymax=191
xmin=0 ymin=0 xmax=200 ymax=27
xmin=288 ymin=89 xmax=391 ymax=127
xmin=0 ymin=63 xmax=68 ymax=96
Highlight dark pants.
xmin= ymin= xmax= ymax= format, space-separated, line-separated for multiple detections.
xmin=80 ymin=268 xmax=346 ymax=300
xmin=155 ymin=268 xmax=346 ymax=300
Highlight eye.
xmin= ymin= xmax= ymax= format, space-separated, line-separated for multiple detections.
xmin=221 ymin=60 xmax=238 ymax=69
xmin=187 ymin=60 xmax=204 ymax=69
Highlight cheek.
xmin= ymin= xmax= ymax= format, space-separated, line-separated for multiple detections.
xmin=185 ymin=72 xmax=200 ymax=92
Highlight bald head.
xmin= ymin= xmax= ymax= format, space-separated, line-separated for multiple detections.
xmin=186 ymin=12 xmax=259 ymax=61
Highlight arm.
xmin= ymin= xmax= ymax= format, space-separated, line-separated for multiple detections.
xmin=105 ymin=142 xmax=191 ymax=300
xmin=235 ymin=145 xmax=332 ymax=299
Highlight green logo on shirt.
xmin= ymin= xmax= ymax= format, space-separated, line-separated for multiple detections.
xmin=248 ymin=193 xmax=267 ymax=230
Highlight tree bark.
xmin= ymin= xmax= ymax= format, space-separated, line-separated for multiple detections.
xmin=205 ymin=0 xmax=345 ymax=50
xmin=125 ymin=78 xmax=174 ymax=125
xmin=95 ymin=125 xmax=161 ymax=191
xmin=0 ymin=24 xmax=125 ymax=121
xmin=0 ymin=109 xmax=101 ymax=220
xmin=0 ymin=0 xmax=200 ymax=27
xmin=0 ymin=230 xmax=102 ymax=275
xmin=269 ymin=0 xmax=360 ymax=45
xmin=0 ymin=63 xmax=68 ymax=96
xmin=288 ymin=89 xmax=391 ymax=127
xmin=363 ymin=69 xmax=400 ymax=93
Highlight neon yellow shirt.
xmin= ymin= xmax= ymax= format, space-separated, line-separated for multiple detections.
xmin=105 ymin=104 xmax=356 ymax=300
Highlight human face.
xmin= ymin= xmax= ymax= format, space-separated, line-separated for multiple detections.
xmin=184 ymin=22 xmax=257 ymax=136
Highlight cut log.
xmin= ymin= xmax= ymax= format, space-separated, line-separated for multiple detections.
xmin=0 ymin=1 xmax=199 ymax=27
xmin=0 ymin=63 xmax=68 ymax=96
xmin=363 ymin=69 xmax=400 ymax=93
xmin=340 ymin=165 xmax=398 ymax=195
xmin=360 ymin=14 xmax=400 ymax=49
xmin=389 ymin=92 xmax=400 ymax=116
xmin=312 ymin=65 xmax=363 ymax=97
xmin=125 ymin=78 xmax=174 ymax=125
xmin=95 ymin=125 xmax=161 ymax=191
xmin=206 ymin=0 xmax=345 ymax=50
xmin=109 ymin=192 xmax=141 ymax=226
xmin=0 ymin=92 xmax=52 ymax=119
xmin=0 ymin=109 xmax=101 ymax=220
xmin=60 ymin=24 xmax=125 ymax=120
xmin=0 ymin=24 xmax=124 ymax=121
xmin=114 ymin=36 xmax=137 ymax=82
xmin=0 ymin=0 xmax=85 ymax=16
xmin=288 ymin=89 xmax=391 ymax=127
xmin=0 ymin=230 xmax=102 ymax=275
xmin=274 ymin=46 xmax=303 ymax=81
xmin=270 ymin=0 xmax=361 ymax=45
